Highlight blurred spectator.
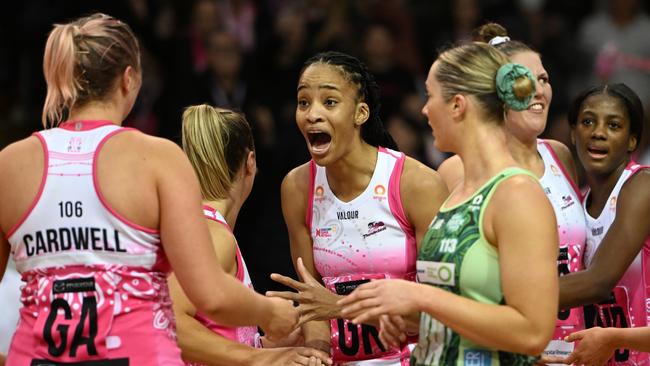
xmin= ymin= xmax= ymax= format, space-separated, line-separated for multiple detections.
xmin=362 ymin=23 xmax=417 ymax=120
xmin=217 ymin=0 xmax=258 ymax=53
xmin=577 ymin=0 xmax=650 ymax=157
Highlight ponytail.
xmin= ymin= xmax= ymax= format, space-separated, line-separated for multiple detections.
xmin=42 ymin=24 xmax=81 ymax=127
xmin=182 ymin=104 xmax=255 ymax=200
xmin=41 ymin=13 xmax=141 ymax=128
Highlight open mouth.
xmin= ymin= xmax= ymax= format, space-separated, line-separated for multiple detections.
xmin=587 ymin=145 xmax=608 ymax=160
xmin=307 ymin=131 xmax=332 ymax=155
xmin=527 ymin=103 xmax=544 ymax=113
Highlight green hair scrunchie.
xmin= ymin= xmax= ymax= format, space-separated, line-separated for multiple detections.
xmin=495 ymin=63 xmax=536 ymax=111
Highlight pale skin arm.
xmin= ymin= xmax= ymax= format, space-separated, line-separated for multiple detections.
xmin=558 ymin=170 xmax=650 ymax=309
xmin=155 ymin=140 xmax=297 ymax=337
xmin=170 ymin=273 xmax=332 ymax=366
xmin=278 ymin=165 xmax=332 ymax=353
xmin=436 ymin=155 xmax=464 ymax=192
xmin=340 ymin=176 xmax=559 ymax=355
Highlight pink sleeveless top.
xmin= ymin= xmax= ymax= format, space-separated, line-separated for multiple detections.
xmin=537 ymin=140 xmax=587 ymax=360
xmin=308 ymin=147 xmax=415 ymax=366
xmin=184 ymin=205 xmax=258 ymax=366
xmin=583 ymin=161 xmax=650 ymax=366
xmin=5 ymin=120 xmax=182 ymax=365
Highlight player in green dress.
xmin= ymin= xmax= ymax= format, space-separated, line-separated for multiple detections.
xmin=339 ymin=42 xmax=559 ymax=365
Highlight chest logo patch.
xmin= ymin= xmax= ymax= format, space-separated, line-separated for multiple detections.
xmin=417 ymin=260 xmax=455 ymax=286
xmin=362 ymin=221 xmax=386 ymax=238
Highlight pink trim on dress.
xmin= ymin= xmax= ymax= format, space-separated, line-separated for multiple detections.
xmin=386 ymin=150 xmax=417 ymax=270
xmin=203 ymin=205 xmax=234 ymax=233
xmin=93 ymin=127 xmax=159 ymax=234
xmin=202 ymin=205 xmax=242 ymax=281
xmin=306 ymin=160 xmax=316 ymax=232
xmin=540 ymin=140 xmax=582 ymax=200
xmin=6 ymin=133 xmax=50 ymax=238
xmin=59 ymin=120 xmax=116 ymax=131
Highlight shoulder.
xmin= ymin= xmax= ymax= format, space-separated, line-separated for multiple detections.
xmin=436 ymin=155 xmax=464 ymax=191
xmin=543 ymin=140 xmax=573 ymax=167
xmin=492 ymin=173 xmax=547 ymax=206
xmin=401 ymin=156 xmax=447 ymax=195
xmin=282 ymin=161 xmax=311 ymax=196
xmin=620 ymin=167 xmax=650 ymax=202
xmin=542 ymin=139 xmax=579 ymax=183
xmin=0 ymin=136 xmax=43 ymax=174
xmin=206 ymin=219 xmax=238 ymax=272
xmin=111 ymin=131 xmax=189 ymax=170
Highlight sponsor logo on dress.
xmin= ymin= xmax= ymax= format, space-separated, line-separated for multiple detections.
xmin=550 ymin=164 xmax=561 ymax=176
xmin=373 ymin=184 xmax=386 ymax=201
xmin=591 ymin=226 xmax=604 ymax=236
xmin=416 ymin=261 xmax=455 ymax=286
xmin=362 ymin=221 xmax=386 ymax=238
xmin=446 ymin=213 xmax=465 ymax=233
xmin=336 ymin=210 xmax=359 ymax=220
xmin=561 ymin=195 xmax=575 ymax=210
xmin=67 ymin=137 xmax=82 ymax=152
xmin=431 ymin=218 xmax=445 ymax=230
xmin=315 ymin=185 xmax=325 ymax=203
xmin=316 ymin=225 xmax=337 ymax=238
xmin=470 ymin=194 xmax=484 ymax=211
xmin=609 ymin=196 xmax=617 ymax=211
xmin=464 ymin=349 xmax=492 ymax=366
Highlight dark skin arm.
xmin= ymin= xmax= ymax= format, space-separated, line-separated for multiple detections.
xmin=559 ymin=169 xmax=650 ymax=308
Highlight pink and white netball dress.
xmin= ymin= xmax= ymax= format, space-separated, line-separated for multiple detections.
xmin=583 ymin=162 xmax=650 ymax=366
xmin=5 ymin=121 xmax=182 ymax=366
xmin=184 ymin=205 xmax=258 ymax=366
xmin=537 ymin=140 xmax=587 ymax=360
xmin=308 ymin=147 xmax=416 ymax=366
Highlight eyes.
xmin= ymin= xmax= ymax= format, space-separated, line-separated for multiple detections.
xmin=579 ymin=117 xmax=623 ymax=130
xmin=297 ymin=96 xmax=339 ymax=109
xmin=538 ymin=75 xmax=549 ymax=85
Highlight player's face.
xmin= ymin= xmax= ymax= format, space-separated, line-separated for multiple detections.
xmin=296 ymin=63 xmax=365 ymax=166
xmin=572 ymin=93 xmax=637 ymax=177
xmin=505 ymin=51 xmax=552 ymax=141
xmin=422 ymin=62 xmax=455 ymax=152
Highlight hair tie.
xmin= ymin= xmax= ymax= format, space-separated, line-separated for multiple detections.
xmin=488 ymin=36 xmax=510 ymax=46
xmin=495 ymin=63 xmax=535 ymax=111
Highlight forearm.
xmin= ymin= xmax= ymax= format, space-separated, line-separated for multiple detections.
xmin=202 ymin=274 xmax=272 ymax=328
xmin=177 ymin=314 xmax=258 ymax=366
xmin=608 ymin=327 xmax=650 ymax=353
xmin=417 ymin=285 xmax=553 ymax=355
xmin=559 ymin=270 xmax=611 ymax=309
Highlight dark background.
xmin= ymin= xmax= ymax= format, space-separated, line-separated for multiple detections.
xmin=1 ymin=0 xmax=649 ymax=293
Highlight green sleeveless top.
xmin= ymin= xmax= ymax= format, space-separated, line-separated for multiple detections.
xmin=411 ymin=167 xmax=539 ymax=366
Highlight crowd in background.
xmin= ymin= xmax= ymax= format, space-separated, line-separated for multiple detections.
xmin=1 ymin=0 xmax=649 ymax=293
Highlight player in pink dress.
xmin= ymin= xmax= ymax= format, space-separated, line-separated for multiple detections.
xmin=436 ymin=23 xmax=587 ymax=361
xmin=170 ymin=104 xmax=331 ymax=366
xmin=0 ymin=13 xmax=296 ymax=366
xmin=268 ymin=51 xmax=448 ymax=365
xmin=544 ymin=83 xmax=649 ymax=365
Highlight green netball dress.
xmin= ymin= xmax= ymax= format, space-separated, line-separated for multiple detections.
xmin=411 ymin=167 xmax=539 ymax=366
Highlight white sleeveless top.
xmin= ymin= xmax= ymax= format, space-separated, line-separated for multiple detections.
xmin=537 ymin=140 xmax=587 ymax=360
xmin=583 ymin=161 xmax=650 ymax=365
xmin=8 ymin=120 xmax=164 ymax=272
xmin=5 ymin=120 xmax=179 ymax=364
xmin=307 ymin=147 xmax=415 ymax=365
